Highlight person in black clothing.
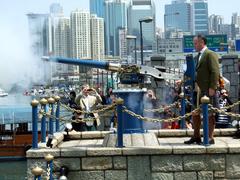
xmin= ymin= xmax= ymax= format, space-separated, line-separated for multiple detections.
xmin=68 ymin=90 xmax=86 ymax=131
xmin=216 ymin=89 xmax=233 ymax=128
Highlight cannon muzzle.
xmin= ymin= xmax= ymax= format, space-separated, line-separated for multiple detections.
xmin=42 ymin=56 xmax=122 ymax=72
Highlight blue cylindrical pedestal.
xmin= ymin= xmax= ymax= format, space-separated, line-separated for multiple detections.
xmin=113 ymin=88 xmax=146 ymax=133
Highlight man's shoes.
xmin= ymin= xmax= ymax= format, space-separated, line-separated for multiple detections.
xmin=209 ymin=139 xmax=215 ymax=144
xmin=184 ymin=137 xmax=202 ymax=145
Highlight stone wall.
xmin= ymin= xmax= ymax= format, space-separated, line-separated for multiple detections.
xmin=221 ymin=55 xmax=239 ymax=113
xmin=27 ymin=145 xmax=240 ymax=180
xmin=27 ymin=129 xmax=240 ymax=180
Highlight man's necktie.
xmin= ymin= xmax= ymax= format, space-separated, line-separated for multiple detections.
xmin=196 ymin=52 xmax=201 ymax=67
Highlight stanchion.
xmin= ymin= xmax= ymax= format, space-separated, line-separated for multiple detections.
xmin=116 ymin=98 xmax=124 ymax=147
xmin=31 ymin=99 xmax=39 ymax=149
xmin=40 ymin=98 xmax=48 ymax=143
xmin=179 ymin=93 xmax=186 ymax=129
xmin=45 ymin=154 xmax=54 ymax=180
xmin=201 ymin=95 xmax=210 ymax=146
xmin=32 ymin=166 xmax=43 ymax=180
xmin=48 ymin=97 xmax=55 ymax=135
xmin=54 ymin=96 xmax=61 ymax=132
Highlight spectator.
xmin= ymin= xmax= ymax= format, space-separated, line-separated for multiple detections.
xmin=76 ymin=84 xmax=102 ymax=131
xmin=143 ymin=89 xmax=161 ymax=130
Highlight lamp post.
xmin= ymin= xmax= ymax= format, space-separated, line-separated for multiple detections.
xmin=164 ymin=12 xmax=180 ymax=38
xmin=139 ymin=16 xmax=153 ymax=65
xmin=126 ymin=35 xmax=137 ymax=64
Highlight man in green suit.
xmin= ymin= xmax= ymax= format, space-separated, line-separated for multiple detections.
xmin=184 ymin=34 xmax=220 ymax=145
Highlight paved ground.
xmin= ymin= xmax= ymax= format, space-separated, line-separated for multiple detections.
xmin=58 ymin=136 xmax=240 ymax=148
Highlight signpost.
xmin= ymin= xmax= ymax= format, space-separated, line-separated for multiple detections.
xmin=183 ymin=35 xmax=228 ymax=53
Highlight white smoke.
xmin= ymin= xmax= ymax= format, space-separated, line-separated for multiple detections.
xmin=0 ymin=19 xmax=44 ymax=92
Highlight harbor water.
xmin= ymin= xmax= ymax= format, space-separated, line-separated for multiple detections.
xmin=0 ymin=93 xmax=31 ymax=180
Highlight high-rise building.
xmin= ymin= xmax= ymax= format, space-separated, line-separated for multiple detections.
xmin=91 ymin=14 xmax=105 ymax=60
xmin=90 ymin=0 xmax=105 ymax=18
xmin=208 ymin=14 xmax=224 ymax=34
xmin=232 ymin=13 xmax=240 ymax=26
xmin=70 ymin=10 xmax=92 ymax=59
xmin=50 ymin=3 xmax=63 ymax=16
xmin=105 ymin=0 xmax=128 ymax=56
xmin=119 ymin=28 xmax=128 ymax=60
xmin=231 ymin=13 xmax=240 ymax=39
xmin=53 ymin=17 xmax=73 ymax=77
xmin=128 ymin=0 xmax=155 ymax=50
xmin=191 ymin=0 xmax=208 ymax=35
xmin=165 ymin=0 xmax=191 ymax=38
xmin=54 ymin=17 xmax=71 ymax=57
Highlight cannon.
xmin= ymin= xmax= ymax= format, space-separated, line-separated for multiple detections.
xmin=42 ymin=56 xmax=182 ymax=85
xmin=42 ymin=56 xmax=183 ymax=134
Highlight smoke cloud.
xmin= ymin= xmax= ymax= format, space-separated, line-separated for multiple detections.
xmin=0 ymin=19 xmax=45 ymax=92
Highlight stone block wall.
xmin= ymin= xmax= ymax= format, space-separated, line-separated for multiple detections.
xmin=27 ymin=147 xmax=240 ymax=180
xmin=221 ymin=55 xmax=239 ymax=113
xmin=27 ymin=129 xmax=240 ymax=180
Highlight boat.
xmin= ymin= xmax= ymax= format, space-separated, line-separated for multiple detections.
xmin=0 ymin=88 xmax=8 ymax=97
xmin=0 ymin=106 xmax=40 ymax=160
xmin=0 ymin=121 xmax=42 ymax=160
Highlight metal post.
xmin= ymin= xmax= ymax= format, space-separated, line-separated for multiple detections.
xmin=45 ymin=154 xmax=54 ymax=180
xmin=54 ymin=96 xmax=61 ymax=132
xmin=180 ymin=93 xmax=186 ymax=129
xmin=164 ymin=14 xmax=166 ymax=38
xmin=101 ymin=71 xmax=104 ymax=92
xmin=140 ymin=21 xmax=143 ymax=65
xmin=116 ymin=98 xmax=124 ymax=147
xmin=111 ymin=72 xmax=114 ymax=89
xmin=97 ymin=69 xmax=99 ymax=87
xmin=31 ymin=99 xmax=39 ymax=149
xmin=40 ymin=98 xmax=48 ymax=143
xmin=48 ymin=97 xmax=55 ymax=135
xmin=134 ymin=38 xmax=137 ymax=64
xmin=201 ymin=96 xmax=210 ymax=146
xmin=107 ymin=71 xmax=109 ymax=90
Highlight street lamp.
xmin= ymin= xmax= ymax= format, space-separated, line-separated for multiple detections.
xmin=126 ymin=35 xmax=137 ymax=64
xmin=164 ymin=12 xmax=180 ymax=38
xmin=139 ymin=16 xmax=153 ymax=65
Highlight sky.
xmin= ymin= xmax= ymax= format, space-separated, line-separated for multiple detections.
xmin=0 ymin=0 xmax=239 ymax=90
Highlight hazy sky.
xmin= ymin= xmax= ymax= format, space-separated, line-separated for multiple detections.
xmin=0 ymin=0 xmax=239 ymax=90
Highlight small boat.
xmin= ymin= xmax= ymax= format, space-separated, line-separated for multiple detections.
xmin=0 ymin=121 xmax=41 ymax=160
xmin=0 ymin=107 xmax=40 ymax=160
xmin=0 ymin=88 xmax=8 ymax=97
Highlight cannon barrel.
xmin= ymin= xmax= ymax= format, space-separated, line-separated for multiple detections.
xmin=42 ymin=56 xmax=122 ymax=72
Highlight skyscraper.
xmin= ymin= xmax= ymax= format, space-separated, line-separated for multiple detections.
xmin=91 ymin=14 xmax=105 ymax=60
xmin=53 ymin=17 xmax=73 ymax=78
xmin=70 ymin=10 xmax=91 ymax=59
xmin=208 ymin=14 xmax=224 ymax=34
xmin=191 ymin=0 xmax=208 ymax=35
xmin=105 ymin=0 xmax=128 ymax=56
xmin=50 ymin=3 xmax=63 ymax=16
xmin=165 ymin=0 xmax=191 ymax=38
xmin=54 ymin=17 xmax=71 ymax=57
xmin=90 ymin=0 xmax=105 ymax=18
xmin=128 ymin=0 xmax=155 ymax=50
